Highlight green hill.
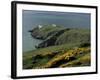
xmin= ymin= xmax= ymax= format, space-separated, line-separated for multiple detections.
xmin=23 ymin=25 xmax=90 ymax=69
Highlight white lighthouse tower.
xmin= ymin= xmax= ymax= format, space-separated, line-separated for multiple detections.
xmin=38 ymin=25 xmax=42 ymax=29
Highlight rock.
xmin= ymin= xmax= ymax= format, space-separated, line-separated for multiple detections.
xmin=28 ymin=30 xmax=33 ymax=32
xmin=52 ymin=51 xmax=62 ymax=54
xmin=32 ymin=55 xmax=43 ymax=64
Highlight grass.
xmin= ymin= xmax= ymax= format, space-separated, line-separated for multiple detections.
xmin=55 ymin=28 xmax=90 ymax=45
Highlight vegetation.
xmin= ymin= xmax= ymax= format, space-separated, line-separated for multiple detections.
xmin=23 ymin=24 xmax=91 ymax=69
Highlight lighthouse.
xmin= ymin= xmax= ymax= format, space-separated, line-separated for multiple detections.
xmin=52 ymin=24 xmax=56 ymax=27
xmin=38 ymin=25 xmax=42 ymax=29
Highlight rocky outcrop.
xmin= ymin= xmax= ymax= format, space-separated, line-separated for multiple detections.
xmin=29 ymin=25 xmax=67 ymax=40
xmin=36 ymin=28 xmax=69 ymax=48
xmin=29 ymin=25 xmax=90 ymax=49
xmin=28 ymin=27 xmax=44 ymax=40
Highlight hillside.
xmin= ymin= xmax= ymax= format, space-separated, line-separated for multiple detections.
xmin=23 ymin=25 xmax=90 ymax=69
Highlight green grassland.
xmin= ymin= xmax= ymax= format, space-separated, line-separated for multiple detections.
xmin=23 ymin=25 xmax=91 ymax=69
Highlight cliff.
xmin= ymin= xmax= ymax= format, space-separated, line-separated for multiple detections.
xmin=29 ymin=25 xmax=90 ymax=48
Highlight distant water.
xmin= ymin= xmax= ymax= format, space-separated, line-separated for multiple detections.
xmin=22 ymin=10 xmax=90 ymax=52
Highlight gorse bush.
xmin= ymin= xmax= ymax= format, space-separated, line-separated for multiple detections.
xmin=39 ymin=47 xmax=90 ymax=68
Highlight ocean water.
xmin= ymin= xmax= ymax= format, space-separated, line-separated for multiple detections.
xmin=22 ymin=10 xmax=90 ymax=52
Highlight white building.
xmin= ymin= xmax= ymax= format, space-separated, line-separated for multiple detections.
xmin=38 ymin=25 xmax=42 ymax=29
xmin=52 ymin=24 xmax=56 ymax=27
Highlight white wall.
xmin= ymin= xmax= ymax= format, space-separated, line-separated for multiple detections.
xmin=0 ymin=0 xmax=99 ymax=80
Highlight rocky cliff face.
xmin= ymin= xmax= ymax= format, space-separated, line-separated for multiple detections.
xmin=36 ymin=28 xmax=70 ymax=48
xmin=29 ymin=25 xmax=90 ymax=49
